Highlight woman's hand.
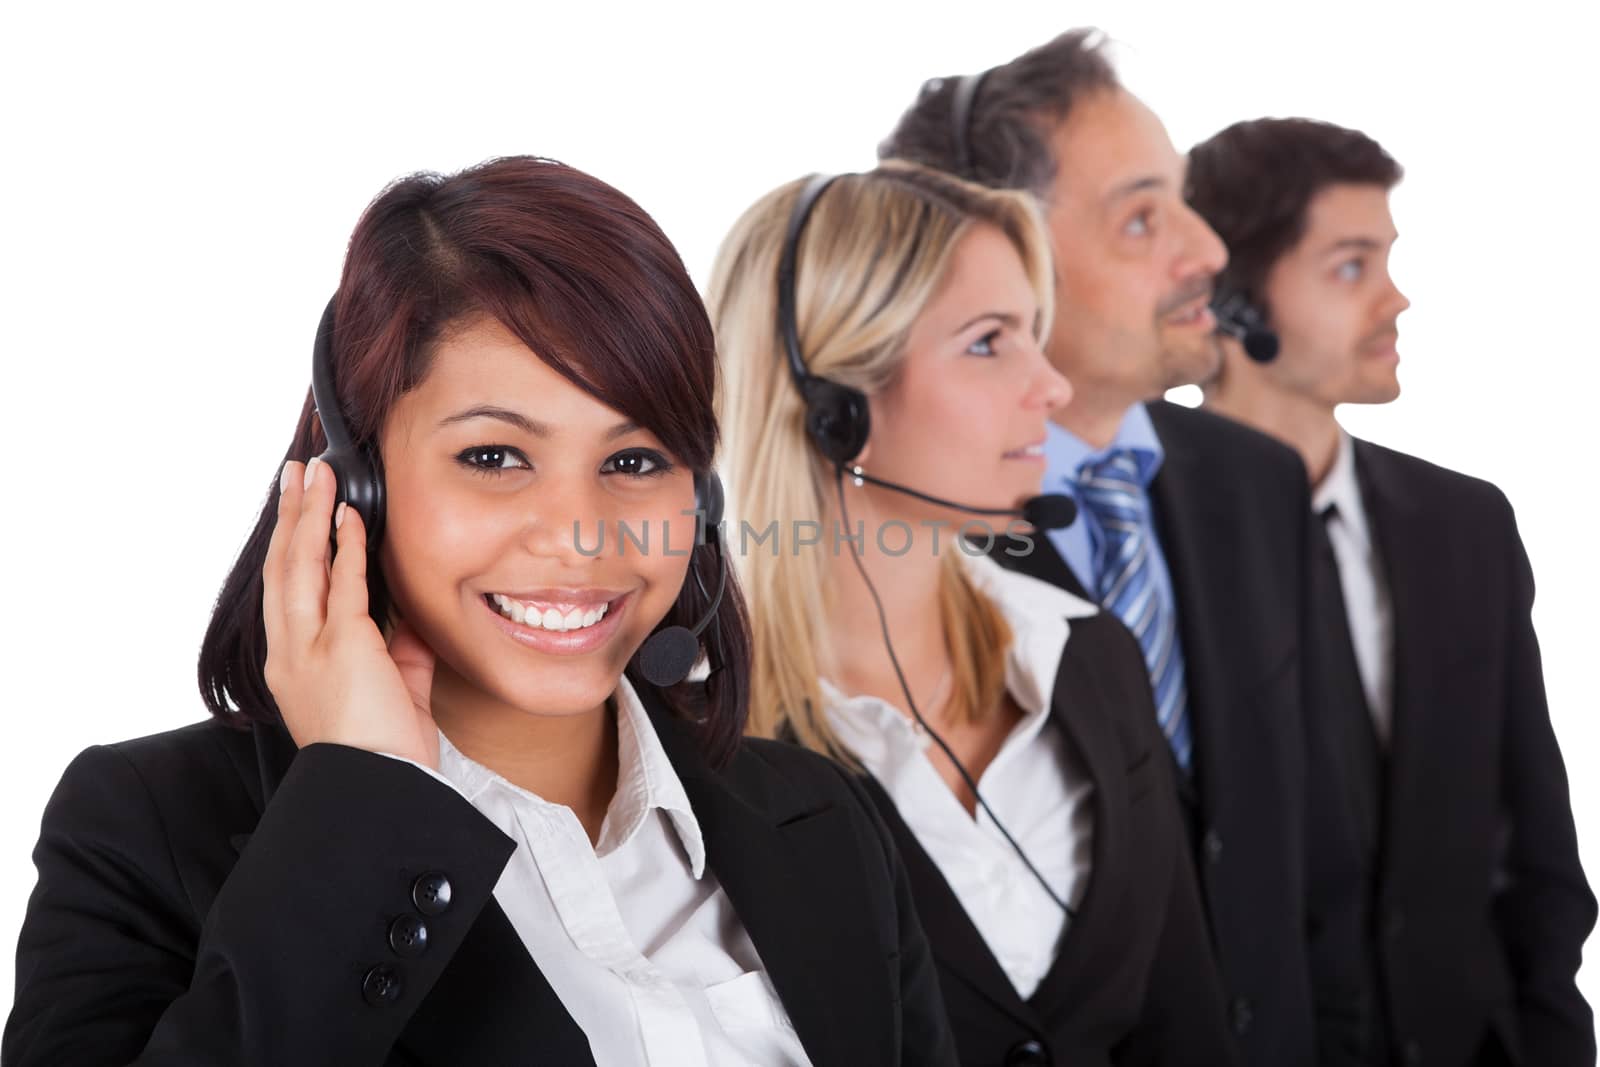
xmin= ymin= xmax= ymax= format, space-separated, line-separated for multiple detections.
xmin=262 ymin=458 xmax=440 ymax=769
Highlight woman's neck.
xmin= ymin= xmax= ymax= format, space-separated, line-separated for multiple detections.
xmin=429 ymin=670 xmax=620 ymax=844
xmin=822 ymin=491 xmax=951 ymax=719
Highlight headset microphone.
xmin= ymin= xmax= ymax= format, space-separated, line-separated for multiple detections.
xmin=1020 ymin=493 xmax=1078 ymax=531
xmin=636 ymin=474 xmax=729 ymax=688
xmin=844 ymin=465 xmax=1077 ymax=532
xmin=1213 ymin=291 xmax=1280 ymax=363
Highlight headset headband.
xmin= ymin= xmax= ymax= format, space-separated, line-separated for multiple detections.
xmin=949 ymin=70 xmax=989 ymax=180
xmin=309 ymin=295 xmax=353 ymax=451
xmin=777 ymin=173 xmax=845 ymax=389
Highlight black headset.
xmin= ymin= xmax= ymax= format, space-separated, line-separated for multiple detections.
xmin=310 ymin=294 xmax=726 ymax=687
xmin=949 ymin=70 xmax=989 ymax=181
xmin=1211 ymin=289 xmax=1281 ymax=363
xmin=777 ymin=174 xmax=870 ymax=466
xmin=310 ymin=296 xmax=387 ymax=553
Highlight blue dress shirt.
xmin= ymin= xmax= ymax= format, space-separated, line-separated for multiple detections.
xmin=1042 ymin=404 xmax=1183 ymax=651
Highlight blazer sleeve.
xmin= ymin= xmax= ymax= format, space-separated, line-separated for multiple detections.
xmin=1493 ymin=501 xmax=1596 ymax=1065
xmin=834 ymin=767 xmax=960 ymax=1067
xmin=4 ymin=741 xmax=516 ymax=1067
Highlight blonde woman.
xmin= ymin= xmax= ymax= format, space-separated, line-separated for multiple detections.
xmin=709 ymin=163 xmax=1237 ymax=1067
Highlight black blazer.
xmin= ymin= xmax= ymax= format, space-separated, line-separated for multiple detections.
xmin=1331 ymin=438 xmax=1595 ymax=1066
xmin=860 ymin=611 xmax=1238 ymax=1067
xmin=3 ymin=693 xmax=958 ymax=1066
xmin=995 ymin=401 xmax=1362 ymax=1067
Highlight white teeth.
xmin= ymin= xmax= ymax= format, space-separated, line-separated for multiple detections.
xmin=490 ymin=595 xmax=611 ymax=631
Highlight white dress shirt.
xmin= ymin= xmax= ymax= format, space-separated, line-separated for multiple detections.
xmin=416 ymin=678 xmax=812 ymax=1067
xmin=1314 ymin=430 xmax=1396 ymax=748
xmin=822 ymin=552 xmax=1099 ymax=1000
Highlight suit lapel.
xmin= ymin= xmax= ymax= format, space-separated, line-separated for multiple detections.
xmin=654 ymin=709 xmax=895 ymax=1067
xmin=1026 ymin=626 xmax=1128 ymax=1024
xmin=860 ymin=776 xmax=1039 ymax=1031
xmin=1351 ymin=439 xmax=1437 ymax=881
xmin=991 ymin=530 xmax=1091 ymax=600
xmin=849 ymin=619 xmax=1131 ymax=1034
xmin=1145 ymin=415 xmax=1237 ymax=816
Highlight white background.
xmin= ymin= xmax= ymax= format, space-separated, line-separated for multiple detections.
xmin=2 ymin=0 xmax=1596 ymax=1014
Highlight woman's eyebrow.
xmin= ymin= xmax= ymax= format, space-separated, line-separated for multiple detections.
xmin=437 ymin=405 xmax=639 ymax=441
xmin=951 ymin=311 xmax=1025 ymax=336
xmin=438 ymin=405 xmax=546 ymax=436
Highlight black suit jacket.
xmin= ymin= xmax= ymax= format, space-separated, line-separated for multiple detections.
xmin=1332 ymin=438 xmax=1595 ymax=1066
xmin=3 ymin=694 xmax=958 ymax=1066
xmin=861 ymin=611 xmax=1239 ymax=1067
xmin=995 ymin=401 xmax=1363 ymax=1067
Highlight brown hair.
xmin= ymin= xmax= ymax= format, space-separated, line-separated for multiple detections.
xmin=198 ymin=156 xmax=750 ymax=766
xmin=877 ymin=28 xmax=1119 ymax=197
xmin=1186 ymin=117 xmax=1403 ymax=315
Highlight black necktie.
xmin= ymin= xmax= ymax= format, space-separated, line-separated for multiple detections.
xmin=1311 ymin=504 xmax=1384 ymax=858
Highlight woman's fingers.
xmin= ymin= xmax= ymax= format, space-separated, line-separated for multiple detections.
xmin=261 ymin=460 xmax=303 ymax=655
xmin=281 ymin=457 xmax=336 ymax=644
xmin=326 ymin=499 xmax=370 ymax=627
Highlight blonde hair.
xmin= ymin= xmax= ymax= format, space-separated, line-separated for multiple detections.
xmin=707 ymin=162 xmax=1056 ymax=763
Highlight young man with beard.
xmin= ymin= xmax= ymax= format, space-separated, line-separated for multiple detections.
xmin=881 ymin=30 xmax=1368 ymax=1067
xmin=1188 ymin=116 xmax=1594 ymax=1067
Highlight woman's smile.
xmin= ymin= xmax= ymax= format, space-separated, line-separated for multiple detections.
xmin=482 ymin=587 xmax=634 ymax=656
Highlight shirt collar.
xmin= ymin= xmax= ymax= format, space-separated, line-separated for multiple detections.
xmin=1312 ymin=430 xmax=1371 ymax=552
xmin=435 ymin=675 xmax=707 ymax=879
xmin=821 ymin=553 xmax=1099 ymax=759
xmin=1044 ymin=403 xmax=1166 ymax=494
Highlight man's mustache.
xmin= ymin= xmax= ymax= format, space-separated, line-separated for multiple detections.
xmin=1155 ymin=276 xmax=1216 ymax=318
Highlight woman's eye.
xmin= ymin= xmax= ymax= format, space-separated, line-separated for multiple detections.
xmin=601 ymin=449 xmax=674 ymax=478
xmin=457 ymin=446 xmax=530 ymax=475
xmin=1336 ymin=259 xmax=1365 ymax=282
xmin=967 ymin=329 xmax=1003 ymax=357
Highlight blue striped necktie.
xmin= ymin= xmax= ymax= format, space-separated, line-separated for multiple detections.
xmin=1076 ymin=449 xmax=1192 ymax=771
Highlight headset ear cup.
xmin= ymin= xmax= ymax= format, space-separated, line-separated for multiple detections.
xmin=801 ymin=378 xmax=870 ymax=465
xmin=694 ymin=470 xmax=725 ymax=531
xmin=319 ymin=445 xmax=385 ymax=551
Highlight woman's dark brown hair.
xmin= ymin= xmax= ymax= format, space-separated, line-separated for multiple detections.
xmin=198 ymin=156 xmax=750 ymax=766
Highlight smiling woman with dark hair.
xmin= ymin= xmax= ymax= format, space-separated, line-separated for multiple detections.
xmin=2 ymin=156 xmax=955 ymax=1067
